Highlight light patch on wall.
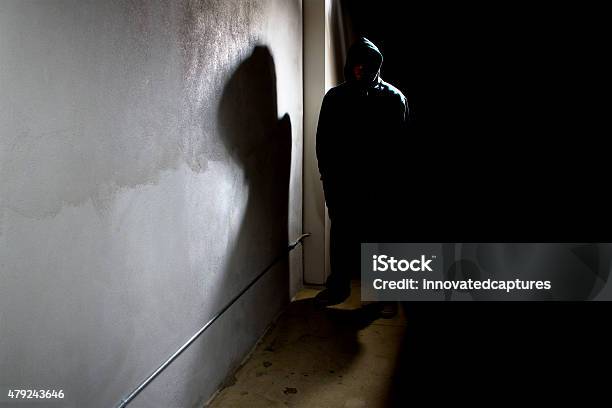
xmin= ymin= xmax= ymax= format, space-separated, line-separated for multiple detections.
xmin=0 ymin=0 xmax=264 ymax=221
xmin=179 ymin=0 xmax=264 ymax=169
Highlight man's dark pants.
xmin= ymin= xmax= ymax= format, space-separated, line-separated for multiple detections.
xmin=325 ymin=192 xmax=371 ymax=296
xmin=324 ymin=179 xmax=397 ymax=296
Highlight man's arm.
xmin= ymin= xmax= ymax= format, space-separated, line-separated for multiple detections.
xmin=315 ymin=92 xmax=332 ymax=180
xmin=315 ymin=91 xmax=336 ymax=209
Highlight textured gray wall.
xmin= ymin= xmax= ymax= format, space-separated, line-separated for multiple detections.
xmin=0 ymin=1 xmax=302 ymax=407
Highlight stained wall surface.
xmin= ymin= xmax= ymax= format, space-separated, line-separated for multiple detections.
xmin=0 ymin=1 xmax=303 ymax=406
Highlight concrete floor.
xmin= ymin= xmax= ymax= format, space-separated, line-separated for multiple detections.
xmin=207 ymin=282 xmax=407 ymax=408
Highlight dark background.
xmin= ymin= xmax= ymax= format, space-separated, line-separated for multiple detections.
xmin=339 ymin=1 xmax=610 ymax=402
xmin=343 ymin=0 xmax=609 ymax=243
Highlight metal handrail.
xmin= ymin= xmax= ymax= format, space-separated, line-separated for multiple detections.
xmin=116 ymin=233 xmax=310 ymax=408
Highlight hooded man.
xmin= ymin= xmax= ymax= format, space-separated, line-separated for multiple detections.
xmin=315 ymin=37 xmax=409 ymax=307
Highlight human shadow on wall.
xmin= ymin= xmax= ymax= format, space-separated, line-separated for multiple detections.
xmin=194 ymin=45 xmax=292 ymax=399
xmin=217 ymin=45 xmax=292 ymax=296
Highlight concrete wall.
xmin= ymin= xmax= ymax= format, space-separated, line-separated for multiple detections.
xmin=302 ymin=0 xmax=347 ymax=284
xmin=0 ymin=1 xmax=302 ymax=407
xmin=302 ymin=0 xmax=326 ymax=284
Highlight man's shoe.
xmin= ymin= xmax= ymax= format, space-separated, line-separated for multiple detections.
xmin=314 ymin=289 xmax=350 ymax=307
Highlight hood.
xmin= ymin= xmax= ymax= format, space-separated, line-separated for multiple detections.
xmin=344 ymin=37 xmax=383 ymax=85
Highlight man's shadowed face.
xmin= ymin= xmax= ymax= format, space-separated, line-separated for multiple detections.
xmin=353 ymin=63 xmax=365 ymax=81
xmin=351 ymin=60 xmax=377 ymax=83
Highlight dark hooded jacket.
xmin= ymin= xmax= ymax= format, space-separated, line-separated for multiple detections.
xmin=316 ymin=37 xmax=408 ymax=220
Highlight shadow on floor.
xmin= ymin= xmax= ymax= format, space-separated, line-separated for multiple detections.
xmin=208 ymin=287 xmax=406 ymax=408
xmin=209 ymin=292 xmax=612 ymax=407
